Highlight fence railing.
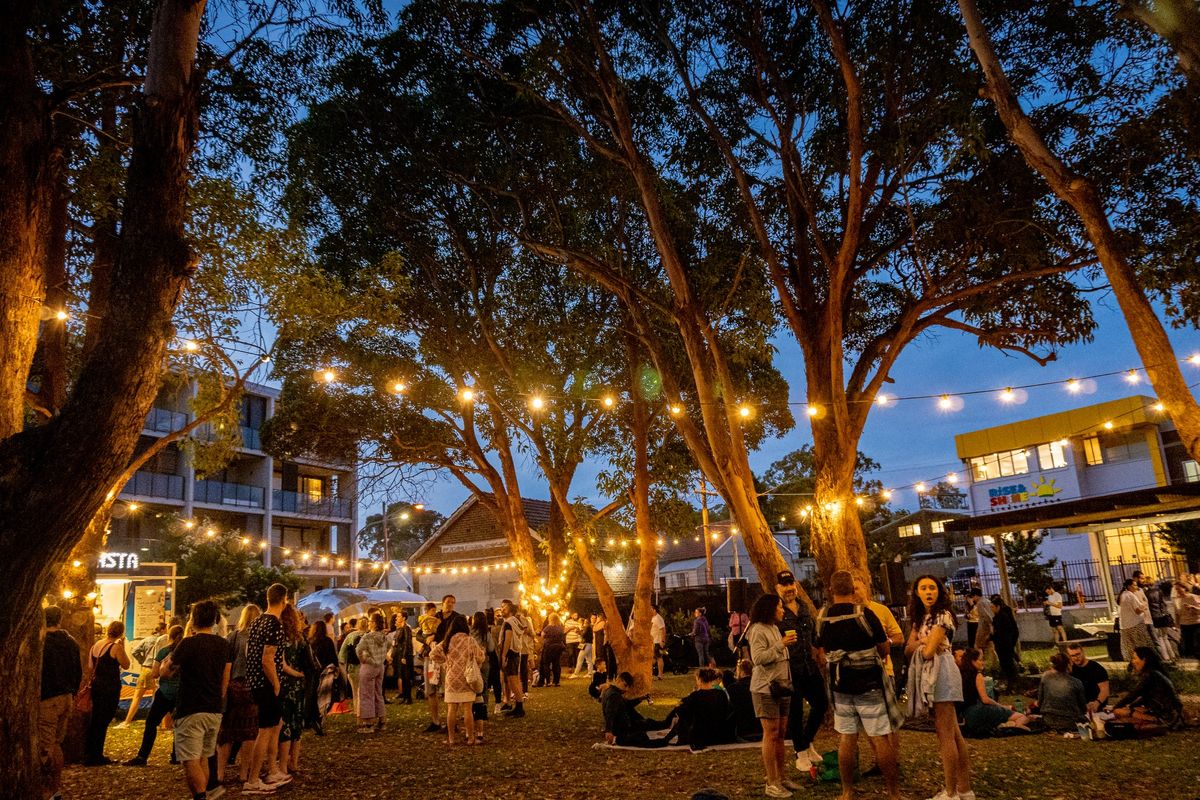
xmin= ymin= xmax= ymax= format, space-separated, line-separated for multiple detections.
xmin=193 ymin=479 xmax=265 ymax=508
xmin=975 ymin=557 xmax=1185 ymax=607
xmin=122 ymin=471 xmax=185 ymax=501
xmin=272 ymin=489 xmax=352 ymax=519
xmin=144 ymin=407 xmax=188 ymax=434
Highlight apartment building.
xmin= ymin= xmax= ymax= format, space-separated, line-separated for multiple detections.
xmin=109 ymin=379 xmax=359 ymax=595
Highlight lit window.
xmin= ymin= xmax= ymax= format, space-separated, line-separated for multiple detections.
xmin=301 ymin=476 xmax=324 ymax=501
xmin=930 ymin=520 xmax=946 ymax=534
xmin=898 ymin=524 xmax=921 ymax=538
xmin=1083 ymin=436 xmax=1103 ymax=466
xmin=968 ymin=448 xmax=1031 ymax=481
xmin=1036 ymin=441 xmax=1068 ymax=470
xmin=1184 ymin=460 xmax=1200 ymax=483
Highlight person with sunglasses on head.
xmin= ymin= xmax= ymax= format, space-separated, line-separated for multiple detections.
xmin=773 ymin=570 xmax=824 ymax=774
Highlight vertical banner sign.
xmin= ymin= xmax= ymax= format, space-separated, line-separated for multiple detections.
xmin=133 ymin=586 xmax=166 ymax=639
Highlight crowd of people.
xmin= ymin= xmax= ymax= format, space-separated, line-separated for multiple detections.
xmin=35 ymin=570 xmax=1196 ymax=800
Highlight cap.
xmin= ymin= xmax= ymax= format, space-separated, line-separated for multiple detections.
xmin=775 ymin=570 xmax=796 ymax=585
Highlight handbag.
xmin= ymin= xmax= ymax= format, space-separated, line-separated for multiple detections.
xmin=465 ymin=658 xmax=484 ymax=694
xmin=74 ymin=676 xmax=93 ymax=714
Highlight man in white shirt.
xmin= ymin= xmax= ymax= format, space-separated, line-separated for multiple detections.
xmin=1044 ymin=584 xmax=1066 ymax=644
xmin=650 ymin=605 xmax=667 ymax=679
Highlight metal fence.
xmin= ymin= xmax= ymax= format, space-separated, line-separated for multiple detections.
xmin=122 ymin=471 xmax=184 ymax=500
xmin=194 ymin=479 xmax=265 ymax=508
xmin=976 ymin=556 xmax=1185 ymax=607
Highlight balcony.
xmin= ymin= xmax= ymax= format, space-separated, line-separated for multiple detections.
xmin=241 ymin=426 xmax=262 ymax=451
xmin=122 ymin=471 xmax=185 ymax=501
xmin=193 ymin=479 xmax=265 ymax=509
xmin=272 ymin=489 xmax=352 ymax=519
xmin=144 ymin=407 xmax=188 ymax=434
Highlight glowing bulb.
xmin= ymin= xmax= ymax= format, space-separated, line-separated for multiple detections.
xmin=938 ymin=394 xmax=954 ymax=410
xmin=854 ymin=496 xmax=865 ymax=507
xmin=62 ymin=589 xmax=73 ymax=599
xmin=711 ymin=532 xmax=720 ymax=541
xmin=999 ymin=388 xmax=1015 ymax=403
xmin=414 ymin=503 xmax=425 ymax=510
xmin=54 ymin=310 xmax=69 ymax=321
xmin=127 ymin=502 xmax=140 ymax=512
xmin=875 ymin=393 xmax=892 ymax=407
xmin=205 ymin=528 xmax=216 ymax=538
xmin=607 ymin=538 xmax=616 ymax=546
xmin=1124 ymin=370 xmax=1140 ymax=384
xmin=1103 ymin=420 xmax=1114 ymax=430
xmin=738 ymin=404 xmax=752 ymax=418
xmin=240 ymin=536 xmax=250 ymax=545
xmin=258 ymin=541 xmax=267 ymax=550
xmin=283 ymin=548 xmax=292 ymax=556
xmin=805 ymin=404 xmax=819 ymax=417
xmin=183 ymin=339 xmax=199 ymax=352
xmin=85 ymin=592 xmax=97 ymax=600
xmin=460 ymin=388 xmax=475 ymax=402
xmin=529 ymin=395 xmax=545 ymax=411
xmin=1189 ymin=354 xmax=1200 ymax=366
xmin=1058 ymin=439 xmax=1069 ymax=447
xmin=183 ymin=520 xmax=195 ymax=530
xmin=71 ymin=560 xmax=82 ymax=568
xmin=915 ymin=482 xmax=927 ymax=493
xmin=881 ymin=489 xmax=893 ymax=501
xmin=1066 ymin=379 xmax=1081 ymax=393
xmin=392 ymin=381 xmax=407 ymax=393
xmin=1152 ymin=402 xmax=1165 ymax=412
xmin=320 ymin=556 xmax=329 ymax=565
xmin=321 ymin=369 xmax=336 ymax=383
xmin=669 ymin=404 xmax=683 ymax=416
xmin=399 ymin=511 xmax=410 ymax=521
xmin=602 ymin=395 xmax=615 ymax=408
xmin=946 ymin=472 xmax=958 ymax=484
xmin=338 ymin=559 xmax=346 ymax=567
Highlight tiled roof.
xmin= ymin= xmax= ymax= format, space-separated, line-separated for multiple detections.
xmin=409 ymin=494 xmax=552 ymax=566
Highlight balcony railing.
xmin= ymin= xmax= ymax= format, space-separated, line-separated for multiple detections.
xmin=122 ymin=471 xmax=185 ymax=501
xmin=272 ymin=489 xmax=352 ymax=519
xmin=241 ymin=426 xmax=262 ymax=451
xmin=193 ymin=479 xmax=265 ymax=509
xmin=144 ymin=407 xmax=188 ymax=434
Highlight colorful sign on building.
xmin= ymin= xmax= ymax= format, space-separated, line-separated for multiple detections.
xmin=984 ymin=475 xmax=1064 ymax=513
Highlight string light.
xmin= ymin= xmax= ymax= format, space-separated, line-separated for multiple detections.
xmin=1189 ymin=354 xmax=1200 ymax=366
xmin=127 ymin=502 xmax=140 ymax=512
xmin=880 ymin=489 xmax=893 ymax=501
xmin=946 ymin=472 xmax=958 ymax=484
xmin=320 ymin=369 xmax=336 ymax=384
xmin=1124 ymin=370 xmax=1140 ymax=385
xmin=1152 ymin=402 xmax=1165 ymax=412
xmin=602 ymin=395 xmax=615 ymax=408
xmin=1103 ymin=420 xmax=1114 ymax=430
xmin=392 ymin=381 xmax=407 ymax=394
xmin=738 ymin=404 xmax=752 ymax=418
xmin=669 ymin=404 xmax=683 ymax=416
xmin=805 ymin=405 xmax=820 ymax=417
xmin=876 ymin=393 xmax=892 ymax=407
xmin=999 ymin=388 xmax=1016 ymax=403
xmin=914 ymin=482 xmax=927 ymax=493
xmin=937 ymin=395 xmax=955 ymax=410
xmin=183 ymin=340 xmax=200 ymax=352
xmin=460 ymin=388 xmax=475 ymax=402
xmin=1065 ymin=379 xmax=1081 ymax=393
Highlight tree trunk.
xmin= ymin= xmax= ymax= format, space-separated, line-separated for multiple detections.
xmin=808 ymin=428 xmax=869 ymax=581
xmin=1119 ymin=0 xmax=1200 ymax=88
xmin=0 ymin=1 xmax=206 ymax=793
xmin=959 ymin=0 xmax=1200 ymax=464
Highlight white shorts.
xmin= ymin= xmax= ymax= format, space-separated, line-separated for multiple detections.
xmin=832 ymin=690 xmax=892 ymax=737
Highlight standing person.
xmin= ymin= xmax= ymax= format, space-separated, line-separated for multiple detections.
xmin=728 ymin=606 xmax=750 ymax=661
xmin=973 ymin=591 xmax=994 ymax=657
xmin=965 ymin=589 xmax=982 ymax=648
xmin=816 ymin=571 xmax=900 ymax=800
xmin=433 ymin=615 xmax=485 ymax=745
xmin=571 ymin=615 xmax=594 ymax=678
xmin=117 ymin=621 xmax=166 ymax=728
xmin=159 ymin=600 xmax=232 ymax=800
xmin=906 ymin=575 xmax=973 ymax=800
xmin=338 ymin=617 xmax=367 ymax=716
xmin=1172 ymin=581 xmax=1200 ymax=658
xmin=989 ymin=595 xmax=1020 ymax=692
xmin=217 ymin=604 xmax=260 ymax=785
xmin=498 ymin=599 xmax=528 ymax=717
xmin=392 ymin=610 xmax=415 ymax=704
xmin=275 ymin=604 xmax=310 ymax=777
xmin=564 ymin=612 xmax=582 ymax=672
xmin=1118 ymin=578 xmax=1155 ymax=658
xmin=486 ymin=608 xmax=504 ymax=707
xmin=651 ymin=605 xmax=668 ymax=679
xmin=124 ymin=624 xmax=183 ymax=766
xmin=851 ymin=574 xmax=905 ymax=777
xmin=1043 ymin=584 xmax=1066 ymax=645
xmin=40 ymin=606 xmax=81 ymax=800
xmin=776 ymin=570 xmax=824 ymax=772
xmin=1143 ymin=575 xmax=1178 ymax=662
xmin=308 ymin=620 xmax=339 ymax=732
xmin=355 ymin=613 xmax=388 ymax=733
xmin=470 ymin=611 xmax=493 ymax=742
xmin=592 ymin=614 xmax=608 ymax=675
xmin=83 ymin=620 xmax=131 ymax=766
xmin=242 ymin=583 xmax=292 ymax=795
xmin=746 ymin=594 xmax=795 ymax=799
xmin=539 ymin=613 xmax=566 ymax=687
xmin=692 ymin=607 xmax=712 ymax=668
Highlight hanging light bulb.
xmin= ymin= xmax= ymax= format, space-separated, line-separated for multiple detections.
xmin=529 ymin=395 xmax=545 ymax=411
xmin=1065 ymin=379 xmax=1081 ymax=393
xmin=1152 ymin=401 xmax=1165 ymax=412
xmin=1188 ymin=354 xmax=1200 ymax=366
xmin=999 ymin=388 xmax=1016 ymax=403
xmin=946 ymin=472 xmax=958 ymax=484
xmin=392 ymin=381 xmax=407 ymax=394
xmin=1103 ymin=420 xmax=1114 ymax=430
xmin=880 ymin=489 xmax=893 ymax=501
xmin=1124 ymin=370 xmax=1140 ymax=384
xmin=54 ymin=309 xmax=69 ymax=321
xmin=738 ymin=404 xmax=753 ymax=418
xmin=601 ymin=395 xmax=615 ymax=408
xmin=460 ymin=388 xmax=475 ymax=402
xmin=876 ymin=393 xmax=892 ymax=407
xmin=669 ymin=404 xmax=683 ymax=416
xmin=938 ymin=394 xmax=954 ymax=410
xmin=321 ymin=369 xmax=336 ymax=384
xmin=915 ymin=482 xmax=927 ymax=493
xmin=805 ymin=404 xmax=820 ymax=418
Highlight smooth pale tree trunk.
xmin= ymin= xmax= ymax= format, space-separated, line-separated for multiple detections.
xmin=958 ymin=0 xmax=1200 ymax=464
xmin=0 ymin=1 xmax=206 ymax=793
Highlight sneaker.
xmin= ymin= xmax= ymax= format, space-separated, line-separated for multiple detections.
xmin=958 ymin=793 xmax=976 ymax=800
xmin=926 ymin=792 xmax=959 ymax=800
xmin=113 ymin=721 xmax=131 ymax=729
xmin=123 ymin=756 xmax=147 ymax=767
xmin=242 ymin=780 xmax=276 ymax=795
xmin=781 ymin=778 xmax=804 ymax=790
xmin=264 ymin=772 xmax=293 ymax=786
xmin=207 ymin=787 xmax=227 ymax=800
xmin=764 ymin=783 xmax=792 ymax=798
xmin=794 ymin=751 xmax=811 ymax=771
xmin=805 ymin=745 xmax=821 ymax=763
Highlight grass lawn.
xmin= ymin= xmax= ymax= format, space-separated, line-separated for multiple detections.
xmin=62 ymin=672 xmax=1200 ymax=800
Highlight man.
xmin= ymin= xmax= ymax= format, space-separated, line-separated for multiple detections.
xmin=161 ymin=600 xmax=232 ymax=800
xmin=117 ymin=620 xmax=167 ymax=728
xmin=815 ymin=570 xmax=899 ymax=800
xmin=40 ymin=606 xmax=81 ymax=800
xmin=1066 ymin=643 xmax=1110 ymax=712
xmin=242 ymin=583 xmax=291 ymax=795
xmin=990 ymin=595 xmax=1020 ymax=691
xmin=601 ymin=672 xmax=670 ymax=747
xmin=852 ymin=575 xmax=905 ymax=777
xmin=394 ymin=609 xmax=415 ymax=704
xmin=1136 ymin=571 xmax=1178 ymax=661
xmin=650 ymin=604 xmax=667 ymax=679
xmin=432 ymin=594 xmax=464 ymax=647
xmin=776 ymin=570 xmax=824 ymax=772
xmin=965 ymin=589 xmax=982 ymax=648
xmin=1044 ymin=584 xmax=1066 ymax=644
xmin=498 ymin=599 xmax=528 ymax=717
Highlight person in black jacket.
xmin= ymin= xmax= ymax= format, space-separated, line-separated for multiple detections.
xmin=725 ymin=660 xmax=761 ymax=742
xmin=663 ymin=668 xmax=737 ymax=750
xmin=989 ymin=595 xmax=1020 ymax=692
xmin=601 ymin=672 xmax=671 ymax=747
xmin=41 ymin=606 xmax=81 ymax=798
xmin=1113 ymin=646 xmax=1185 ymax=729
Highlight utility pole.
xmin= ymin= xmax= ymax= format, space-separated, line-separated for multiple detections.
xmin=698 ymin=477 xmax=715 ymax=585
xmin=381 ymin=502 xmax=390 ymax=589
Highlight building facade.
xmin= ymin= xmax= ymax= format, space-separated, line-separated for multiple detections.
xmin=109 ymin=379 xmax=359 ymax=596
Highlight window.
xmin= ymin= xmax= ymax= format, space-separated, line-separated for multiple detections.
xmin=300 ymin=476 xmax=324 ymax=501
xmin=898 ymin=523 xmax=921 ymax=538
xmin=1185 ymin=460 xmax=1200 ymax=483
xmin=240 ymin=395 xmax=267 ymax=429
xmin=968 ymin=448 xmax=1030 ymax=481
xmin=1036 ymin=441 xmax=1069 ymax=470
xmin=952 ymin=546 xmax=967 ymax=558
xmin=1083 ymin=436 xmax=1103 ymax=466
xmin=930 ymin=519 xmax=947 ymax=534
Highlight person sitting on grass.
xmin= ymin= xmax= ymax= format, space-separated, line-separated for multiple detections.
xmin=957 ymin=647 xmax=1031 ymax=737
xmin=1112 ymin=646 xmax=1185 ymax=730
xmin=601 ymin=672 xmax=671 ymax=748
xmin=1033 ymin=652 xmax=1086 ymax=732
xmin=588 ymin=657 xmax=609 ymax=700
xmin=659 ymin=667 xmax=736 ymax=750
xmin=726 ymin=659 xmax=761 ymax=742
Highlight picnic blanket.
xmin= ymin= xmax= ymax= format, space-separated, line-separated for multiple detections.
xmin=593 ymin=731 xmax=792 ymax=753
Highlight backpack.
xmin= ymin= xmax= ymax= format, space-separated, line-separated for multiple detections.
xmin=132 ymin=635 xmax=155 ymax=666
xmin=343 ymin=632 xmax=361 ymax=665
xmin=508 ymin=617 xmax=536 ymax=654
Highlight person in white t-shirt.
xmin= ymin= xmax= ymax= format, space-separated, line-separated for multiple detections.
xmin=1044 ymin=585 xmax=1066 ymax=644
xmin=650 ymin=605 xmax=667 ymax=679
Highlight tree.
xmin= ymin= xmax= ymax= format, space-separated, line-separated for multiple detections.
xmin=1160 ymin=519 xmax=1200 ymax=571
xmin=756 ymin=445 xmax=887 ymax=532
xmin=357 ymin=504 xmax=445 ymax=561
xmin=363 ymin=0 xmax=1097 ymax=587
xmin=980 ymin=530 xmax=1057 ymax=607
xmin=958 ymin=0 xmax=1200 ymax=465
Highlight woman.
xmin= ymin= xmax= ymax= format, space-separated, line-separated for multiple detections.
xmin=906 ymin=575 xmax=973 ymax=800
xmin=277 ymin=603 xmax=310 ymax=776
xmin=1118 ymin=578 xmax=1154 ymax=658
xmin=958 ymin=647 xmax=1030 ymax=737
xmin=989 ymin=595 xmax=1019 ymax=692
xmin=572 ymin=615 xmax=594 ymax=677
xmin=432 ymin=615 xmax=485 ymax=745
xmin=564 ymin=611 xmax=582 ymax=671
xmin=307 ymin=619 xmax=338 ymax=733
xmin=1112 ymin=646 xmax=1185 ymax=729
xmin=125 ymin=624 xmax=183 ymax=766
xmin=355 ymin=613 xmax=388 ymax=733
xmin=1034 ymin=652 xmax=1086 ymax=731
xmin=692 ymin=607 xmax=712 ymax=668
xmin=1172 ymin=582 xmax=1200 ymax=658
xmin=539 ymin=613 xmax=567 ymax=687
xmin=84 ymin=620 xmax=131 ymax=766
xmin=486 ymin=607 xmax=504 ymax=707
xmin=747 ymin=593 xmax=795 ymax=799
xmin=470 ymin=611 xmax=493 ymax=741
xmin=217 ymin=604 xmax=260 ymax=783
xmin=339 ymin=616 xmax=368 ymax=715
